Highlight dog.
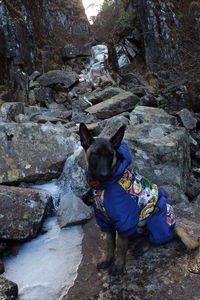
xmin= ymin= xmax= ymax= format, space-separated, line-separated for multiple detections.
xmin=79 ymin=122 xmax=199 ymax=276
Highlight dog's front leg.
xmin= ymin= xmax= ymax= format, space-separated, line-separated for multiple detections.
xmin=97 ymin=231 xmax=116 ymax=271
xmin=109 ymin=235 xmax=129 ymax=276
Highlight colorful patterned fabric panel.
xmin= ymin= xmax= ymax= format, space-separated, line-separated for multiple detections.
xmin=166 ymin=203 xmax=176 ymax=227
xmin=118 ymin=169 xmax=159 ymax=223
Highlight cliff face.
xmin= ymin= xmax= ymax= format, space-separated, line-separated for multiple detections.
xmin=0 ymin=0 xmax=91 ymax=83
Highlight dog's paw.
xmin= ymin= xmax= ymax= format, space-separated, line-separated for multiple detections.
xmin=108 ymin=264 xmax=124 ymax=276
xmin=97 ymin=258 xmax=114 ymax=271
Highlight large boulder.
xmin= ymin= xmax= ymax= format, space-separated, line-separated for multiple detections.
xmin=57 ymin=192 xmax=93 ymax=228
xmin=125 ymin=107 xmax=191 ymax=193
xmin=0 ymin=185 xmax=49 ymax=240
xmin=57 ymin=144 xmax=93 ymax=227
xmin=85 ymin=92 xmax=139 ymax=119
xmin=37 ymin=70 xmax=78 ymax=89
xmin=0 ymin=277 xmax=18 ymax=300
xmin=130 ymin=106 xmax=177 ymax=125
xmin=0 ymin=123 xmax=78 ymax=183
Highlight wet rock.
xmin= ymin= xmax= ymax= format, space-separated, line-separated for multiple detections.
xmin=0 ymin=185 xmax=49 ymax=240
xmin=0 ymin=277 xmax=18 ymax=300
xmin=57 ymin=192 xmax=93 ymax=228
xmin=85 ymin=92 xmax=139 ymax=119
xmin=130 ymin=106 xmax=177 ymax=125
xmin=0 ymin=103 xmax=24 ymax=122
xmin=0 ymin=123 xmax=78 ymax=183
xmin=125 ymin=123 xmax=190 ymax=191
xmin=37 ymin=70 xmax=78 ymax=89
xmin=176 ymin=108 xmax=197 ymax=130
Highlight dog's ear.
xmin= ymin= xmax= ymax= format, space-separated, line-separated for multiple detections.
xmin=79 ymin=123 xmax=94 ymax=150
xmin=110 ymin=125 xmax=126 ymax=149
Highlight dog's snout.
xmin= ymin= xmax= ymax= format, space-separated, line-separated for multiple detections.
xmin=100 ymin=170 xmax=109 ymax=178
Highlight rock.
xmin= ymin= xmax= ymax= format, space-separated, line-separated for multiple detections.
xmin=37 ymin=70 xmax=78 ymax=89
xmin=0 ymin=277 xmax=18 ymax=300
xmin=85 ymin=92 xmax=139 ymax=119
xmin=0 ymin=259 xmax=4 ymax=274
xmin=160 ymin=185 xmax=189 ymax=204
xmin=186 ymin=176 xmax=200 ymax=200
xmin=33 ymin=87 xmax=54 ymax=106
xmin=0 ymin=103 xmax=24 ymax=122
xmin=57 ymin=143 xmax=93 ymax=227
xmin=29 ymin=71 xmax=41 ymax=81
xmin=62 ymin=43 xmax=90 ymax=59
xmin=176 ymin=108 xmax=197 ymax=130
xmin=130 ymin=106 xmax=177 ymax=125
xmin=0 ymin=123 xmax=78 ymax=183
xmin=98 ymin=115 xmax=130 ymax=139
xmin=57 ymin=192 xmax=93 ymax=228
xmin=125 ymin=123 xmax=190 ymax=191
xmin=138 ymin=0 xmax=180 ymax=69
xmin=58 ymin=144 xmax=87 ymax=196
xmin=29 ymin=109 xmax=71 ymax=124
xmin=87 ymin=87 xmax=125 ymax=105
xmin=0 ymin=185 xmax=49 ymax=240
xmin=115 ymin=45 xmax=131 ymax=68
xmin=120 ymin=73 xmax=148 ymax=87
xmin=29 ymin=80 xmax=40 ymax=89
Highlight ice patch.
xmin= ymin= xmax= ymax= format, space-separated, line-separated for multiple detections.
xmin=3 ymin=217 xmax=83 ymax=300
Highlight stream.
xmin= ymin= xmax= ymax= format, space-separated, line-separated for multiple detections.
xmin=3 ymin=182 xmax=83 ymax=300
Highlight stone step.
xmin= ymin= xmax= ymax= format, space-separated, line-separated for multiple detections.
xmin=85 ymin=91 xmax=139 ymax=119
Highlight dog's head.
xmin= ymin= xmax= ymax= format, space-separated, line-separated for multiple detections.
xmin=79 ymin=123 xmax=126 ymax=182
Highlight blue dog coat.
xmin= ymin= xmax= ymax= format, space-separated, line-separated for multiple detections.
xmin=89 ymin=142 xmax=176 ymax=245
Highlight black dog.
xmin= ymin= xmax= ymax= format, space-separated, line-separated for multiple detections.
xmin=79 ymin=123 xmax=199 ymax=276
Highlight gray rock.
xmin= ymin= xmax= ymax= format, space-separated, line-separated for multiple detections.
xmin=87 ymin=87 xmax=125 ymax=105
xmin=176 ymin=108 xmax=197 ymax=130
xmin=98 ymin=116 xmax=130 ymax=139
xmin=57 ymin=192 xmax=93 ymax=228
xmin=33 ymin=87 xmax=54 ymax=105
xmin=0 ymin=277 xmax=18 ymax=300
xmin=85 ymin=92 xmax=139 ymax=119
xmin=62 ymin=43 xmax=90 ymax=59
xmin=0 ymin=185 xmax=49 ymax=240
xmin=29 ymin=71 xmax=41 ymax=81
xmin=125 ymin=123 xmax=190 ymax=191
xmin=37 ymin=70 xmax=78 ymax=89
xmin=130 ymin=106 xmax=177 ymax=125
xmin=0 ymin=123 xmax=78 ymax=183
xmin=29 ymin=80 xmax=40 ymax=89
xmin=160 ymin=185 xmax=189 ymax=204
xmin=0 ymin=102 xmax=24 ymax=122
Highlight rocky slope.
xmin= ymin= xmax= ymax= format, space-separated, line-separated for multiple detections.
xmin=0 ymin=0 xmax=200 ymax=299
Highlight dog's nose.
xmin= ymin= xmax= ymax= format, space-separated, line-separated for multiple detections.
xmin=99 ymin=170 xmax=109 ymax=180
